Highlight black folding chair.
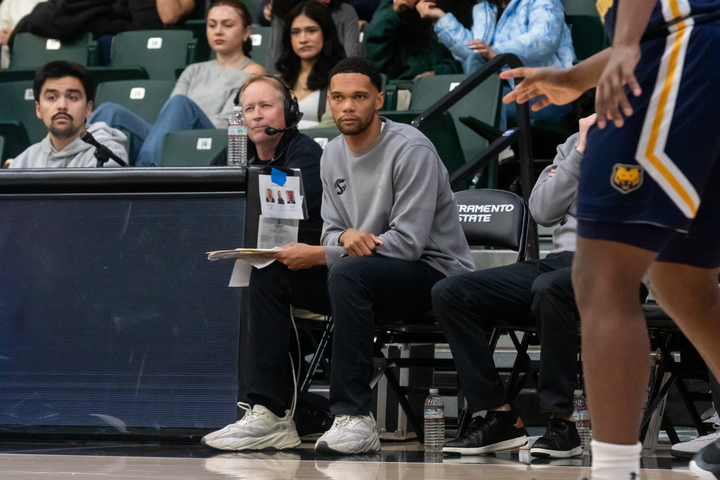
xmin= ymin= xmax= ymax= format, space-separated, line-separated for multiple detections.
xmin=371 ymin=188 xmax=530 ymax=443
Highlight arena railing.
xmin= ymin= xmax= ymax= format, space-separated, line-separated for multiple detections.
xmin=411 ymin=53 xmax=539 ymax=260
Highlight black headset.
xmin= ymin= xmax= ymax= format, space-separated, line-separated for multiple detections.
xmin=235 ymin=75 xmax=303 ymax=131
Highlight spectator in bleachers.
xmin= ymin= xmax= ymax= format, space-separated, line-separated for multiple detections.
xmin=202 ymin=76 xmax=325 ymax=453
xmin=417 ymin=0 xmax=575 ymax=127
xmin=417 ymin=0 xmax=574 ymax=73
xmin=202 ymin=57 xmax=474 ymax=454
xmin=90 ymin=0 xmax=265 ymax=166
xmin=432 ymin=114 xmax=597 ymax=458
xmin=95 ymin=0 xmax=200 ymax=64
xmin=276 ymin=1 xmax=346 ymax=128
xmin=266 ymin=0 xmax=359 ymax=74
xmin=364 ymin=0 xmax=461 ymax=80
xmin=0 ymin=0 xmax=45 ymax=68
xmin=9 ymin=60 xmax=127 ymax=168
xmin=210 ymin=75 xmax=323 ymax=239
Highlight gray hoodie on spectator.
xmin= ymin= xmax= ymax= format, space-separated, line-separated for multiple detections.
xmin=529 ymin=132 xmax=580 ymax=253
xmin=10 ymin=121 xmax=128 ymax=168
xmin=320 ymin=119 xmax=475 ymax=276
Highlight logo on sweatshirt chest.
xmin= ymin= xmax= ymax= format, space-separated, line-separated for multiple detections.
xmin=335 ymin=179 xmax=346 ymax=195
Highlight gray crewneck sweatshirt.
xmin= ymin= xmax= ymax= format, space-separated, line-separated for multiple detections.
xmin=320 ymin=119 xmax=475 ymax=277
xmin=171 ymin=59 xmax=255 ymax=129
xmin=529 ymin=132 xmax=581 ymax=253
xmin=10 ymin=121 xmax=127 ymax=168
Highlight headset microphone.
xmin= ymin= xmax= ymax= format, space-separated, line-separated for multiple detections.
xmin=264 ymin=112 xmax=304 ymax=136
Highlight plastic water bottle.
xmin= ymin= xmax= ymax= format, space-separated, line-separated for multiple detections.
xmin=227 ymin=105 xmax=247 ymax=166
xmin=424 ymin=388 xmax=445 ymax=452
xmin=573 ymin=389 xmax=592 ymax=454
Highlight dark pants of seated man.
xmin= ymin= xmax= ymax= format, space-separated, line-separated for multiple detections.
xmin=432 ymin=251 xmax=577 ymax=414
xmin=246 ymin=255 xmax=445 ymax=418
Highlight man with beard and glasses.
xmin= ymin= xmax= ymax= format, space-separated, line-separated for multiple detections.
xmin=9 ymin=61 xmax=127 ymax=168
xmin=201 ymin=57 xmax=473 ymax=455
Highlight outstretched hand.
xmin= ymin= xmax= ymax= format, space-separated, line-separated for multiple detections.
xmin=500 ymin=67 xmax=584 ymax=111
xmin=594 ymin=44 xmax=642 ymax=129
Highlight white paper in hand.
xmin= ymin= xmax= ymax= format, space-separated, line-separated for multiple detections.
xmin=229 ymin=260 xmax=252 ymax=287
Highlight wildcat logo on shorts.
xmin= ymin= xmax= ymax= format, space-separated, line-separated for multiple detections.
xmin=611 ymin=164 xmax=643 ymax=193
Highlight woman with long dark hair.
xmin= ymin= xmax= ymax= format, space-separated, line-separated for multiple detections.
xmin=266 ymin=0 xmax=360 ymax=74
xmin=276 ymin=1 xmax=346 ymax=128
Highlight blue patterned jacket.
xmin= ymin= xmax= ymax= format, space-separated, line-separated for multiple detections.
xmin=434 ymin=0 xmax=575 ymax=74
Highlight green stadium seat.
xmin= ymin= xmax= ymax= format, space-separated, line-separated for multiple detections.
xmin=95 ymin=80 xmax=175 ymax=124
xmin=243 ymin=0 xmax=263 ymax=17
xmin=298 ymin=126 xmax=342 ymax=149
xmin=566 ymin=15 xmax=608 ymax=61
xmin=159 ymin=129 xmax=227 ymax=166
xmin=381 ymin=111 xmax=466 ymax=185
xmin=185 ymin=19 xmax=212 ymax=63
xmin=0 ymin=66 xmax=149 ymax=85
xmin=110 ymin=30 xmax=196 ymax=81
xmin=0 ymin=80 xmax=47 ymax=145
xmin=410 ymin=73 xmax=503 ymax=187
xmin=89 ymin=67 xmax=150 ymax=84
xmin=562 ymin=0 xmax=600 ymax=17
xmin=248 ymin=25 xmax=271 ymax=68
xmin=0 ymin=122 xmax=31 ymax=162
xmin=9 ymin=33 xmax=95 ymax=69
xmin=0 ymin=70 xmax=35 ymax=83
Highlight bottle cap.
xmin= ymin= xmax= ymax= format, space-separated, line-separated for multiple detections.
xmin=429 ymin=388 xmax=439 ymax=394
xmin=573 ymin=389 xmax=583 ymax=395
xmin=233 ymin=105 xmax=242 ymax=112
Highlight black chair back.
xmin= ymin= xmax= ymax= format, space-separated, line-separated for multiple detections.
xmin=455 ymin=188 xmax=528 ymax=261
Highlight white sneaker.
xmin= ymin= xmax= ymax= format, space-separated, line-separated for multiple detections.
xmin=671 ymin=423 xmax=720 ymax=459
xmin=315 ymin=413 xmax=381 ymax=454
xmin=202 ymin=403 xmax=301 ymax=451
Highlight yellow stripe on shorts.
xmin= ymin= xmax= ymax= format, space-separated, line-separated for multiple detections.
xmin=634 ymin=0 xmax=700 ymax=219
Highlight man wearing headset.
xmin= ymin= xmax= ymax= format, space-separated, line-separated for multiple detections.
xmin=212 ymin=75 xmax=323 ymax=232
xmin=205 ymin=75 xmax=326 ymax=452
xmin=204 ymin=59 xmax=473 ymax=455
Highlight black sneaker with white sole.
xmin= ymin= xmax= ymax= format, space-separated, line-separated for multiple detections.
xmin=530 ymin=418 xmax=583 ymax=458
xmin=690 ymin=438 xmax=720 ymax=479
xmin=443 ymin=409 xmax=528 ymax=455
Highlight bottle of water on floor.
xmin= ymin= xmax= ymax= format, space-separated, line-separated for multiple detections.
xmin=424 ymin=388 xmax=445 ymax=453
xmin=573 ymin=389 xmax=592 ymax=454
xmin=227 ymin=105 xmax=247 ymax=166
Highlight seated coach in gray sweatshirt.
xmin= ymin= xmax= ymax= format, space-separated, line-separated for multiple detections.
xmin=433 ymin=114 xmax=597 ymax=460
xmin=200 ymin=57 xmax=474 ymax=456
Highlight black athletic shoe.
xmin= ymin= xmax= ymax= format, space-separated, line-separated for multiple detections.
xmin=530 ymin=418 xmax=583 ymax=458
xmin=690 ymin=438 xmax=720 ymax=479
xmin=443 ymin=410 xmax=528 ymax=455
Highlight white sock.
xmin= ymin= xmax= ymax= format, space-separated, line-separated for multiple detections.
xmin=591 ymin=439 xmax=642 ymax=480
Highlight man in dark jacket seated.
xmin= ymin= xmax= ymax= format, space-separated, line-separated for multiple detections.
xmin=212 ymin=75 xmax=324 ymax=243
xmin=204 ymin=75 xmax=326 ymax=452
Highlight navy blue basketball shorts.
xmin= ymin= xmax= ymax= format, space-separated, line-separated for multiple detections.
xmin=577 ymin=18 xmax=720 ymax=269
